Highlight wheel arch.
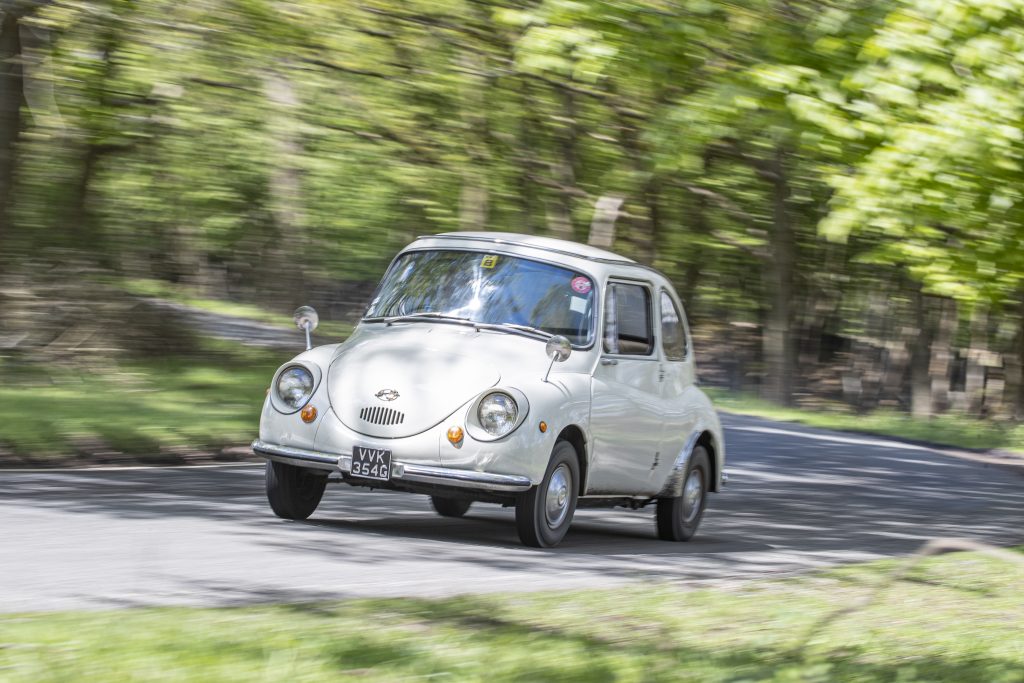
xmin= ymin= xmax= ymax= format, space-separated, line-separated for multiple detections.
xmin=658 ymin=427 xmax=724 ymax=498
xmin=696 ymin=431 xmax=721 ymax=493
xmin=556 ymin=424 xmax=588 ymax=492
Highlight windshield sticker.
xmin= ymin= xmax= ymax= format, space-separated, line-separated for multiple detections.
xmin=571 ymin=276 xmax=592 ymax=294
xmin=480 ymin=255 xmax=499 ymax=269
xmin=569 ymin=296 xmax=588 ymax=314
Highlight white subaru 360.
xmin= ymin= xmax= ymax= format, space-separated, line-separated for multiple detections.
xmin=253 ymin=232 xmax=726 ymax=547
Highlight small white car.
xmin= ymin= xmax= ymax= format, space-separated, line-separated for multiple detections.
xmin=253 ymin=232 xmax=726 ymax=547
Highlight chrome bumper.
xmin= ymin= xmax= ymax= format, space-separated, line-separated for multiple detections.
xmin=251 ymin=440 xmax=533 ymax=493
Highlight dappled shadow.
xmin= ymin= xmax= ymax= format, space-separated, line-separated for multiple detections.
xmin=3 ymin=412 xmax=1024 ymax=610
xmin=353 ymin=595 xmax=1024 ymax=683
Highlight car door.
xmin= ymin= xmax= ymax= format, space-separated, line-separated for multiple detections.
xmin=588 ymin=280 xmax=665 ymax=495
xmin=652 ymin=289 xmax=700 ymax=488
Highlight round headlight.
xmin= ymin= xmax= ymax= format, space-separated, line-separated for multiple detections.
xmin=478 ymin=392 xmax=518 ymax=436
xmin=276 ymin=366 xmax=314 ymax=410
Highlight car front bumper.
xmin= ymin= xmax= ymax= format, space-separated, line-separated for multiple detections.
xmin=251 ymin=439 xmax=533 ymax=494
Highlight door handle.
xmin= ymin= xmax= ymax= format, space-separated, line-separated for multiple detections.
xmin=600 ymin=358 xmax=618 ymax=366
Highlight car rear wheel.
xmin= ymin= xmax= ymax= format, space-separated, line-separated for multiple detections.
xmin=265 ymin=460 xmax=328 ymax=520
xmin=430 ymin=496 xmax=472 ymax=518
xmin=655 ymin=445 xmax=709 ymax=542
xmin=515 ymin=440 xmax=579 ymax=548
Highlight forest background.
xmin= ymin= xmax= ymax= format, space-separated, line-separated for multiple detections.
xmin=3 ymin=0 xmax=1024 ymax=460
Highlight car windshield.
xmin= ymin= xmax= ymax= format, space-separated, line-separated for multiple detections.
xmin=364 ymin=249 xmax=596 ymax=346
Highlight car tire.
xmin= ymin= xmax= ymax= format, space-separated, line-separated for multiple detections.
xmin=515 ymin=440 xmax=579 ymax=548
xmin=655 ymin=445 xmax=709 ymax=542
xmin=430 ymin=496 xmax=472 ymax=518
xmin=265 ymin=460 xmax=328 ymax=520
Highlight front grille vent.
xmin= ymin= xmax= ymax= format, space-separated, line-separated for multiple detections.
xmin=359 ymin=406 xmax=405 ymax=426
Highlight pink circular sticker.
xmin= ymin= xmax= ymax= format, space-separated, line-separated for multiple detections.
xmin=571 ymin=276 xmax=592 ymax=294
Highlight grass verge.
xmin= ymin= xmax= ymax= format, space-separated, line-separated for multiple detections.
xmin=0 ymin=341 xmax=287 ymax=463
xmin=1 ymin=547 xmax=1022 ymax=682
xmin=706 ymin=388 xmax=1024 ymax=455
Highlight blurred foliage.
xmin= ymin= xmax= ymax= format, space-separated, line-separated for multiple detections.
xmin=2 ymin=0 xmax=1024 ymax=422
xmin=1 ymin=547 xmax=1022 ymax=681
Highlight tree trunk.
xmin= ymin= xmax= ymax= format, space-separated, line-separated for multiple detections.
xmin=617 ymin=116 xmax=659 ymax=264
xmin=515 ymin=82 xmax=542 ymax=234
xmin=65 ymin=6 xmax=132 ymax=265
xmin=760 ymin=148 xmax=795 ymax=405
xmin=909 ymin=286 xmax=936 ymax=418
xmin=680 ymin=189 xmax=708 ymax=299
xmin=587 ymin=195 xmax=622 ymax=249
xmin=0 ymin=10 xmax=24 ymax=242
xmin=929 ymin=297 xmax=956 ymax=414
xmin=458 ymin=52 xmax=489 ymax=231
xmin=546 ymin=84 xmax=577 ymax=240
xmin=262 ymin=69 xmax=306 ymax=294
xmin=964 ymin=304 xmax=989 ymax=416
xmin=1010 ymin=297 xmax=1024 ymax=419
xmin=69 ymin=142 xmax=104 ymax=252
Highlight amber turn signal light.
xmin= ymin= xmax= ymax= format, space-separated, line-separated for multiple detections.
xmin=539 ymin=421 xmax=548 ymax=433
xmin=447 ymin=426 xmax=464 ymax=444
xmin=300 ymin=405 xmax=318 ymax=423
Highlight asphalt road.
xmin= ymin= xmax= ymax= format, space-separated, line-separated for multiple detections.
xmin=3 ymin=413 xmax=1023 ymax=613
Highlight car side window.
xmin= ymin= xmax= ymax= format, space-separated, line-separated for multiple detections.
xmin=660 ymin=291 xmax=689 ymax=361
xmin=603 ymin=283 xmax=653 ymax=356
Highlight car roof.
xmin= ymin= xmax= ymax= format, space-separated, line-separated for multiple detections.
xmin=420 ymin=232 xmax=637 ymax=264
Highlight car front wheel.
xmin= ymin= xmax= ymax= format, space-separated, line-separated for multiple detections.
xmin=265 ymin=460 xmax=328 ymax=520
xmin=655 ymin=445 xmax=709 ymax=541
xmin=515 ymin=440 xmax=579 ymax=548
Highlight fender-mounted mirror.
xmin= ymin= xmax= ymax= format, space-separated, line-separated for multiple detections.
xmin=293 ymin=306 xmax=319 ymax=350
xmin=543 ymin=335 xmax=572 ymax=382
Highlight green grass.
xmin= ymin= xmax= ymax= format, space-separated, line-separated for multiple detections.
xmin=707 ymin=388 xmax=1024 ymax=455
xmin=119 ymin=277 xmax=353 ymax=338
xmin=0 ymin=343 xmax=287 ymax=462
xmin=1 ymin=548 xmax=1022 ymax=682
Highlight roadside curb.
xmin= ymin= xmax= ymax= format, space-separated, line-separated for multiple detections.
xmin=0 ymin=445 xmax=260 ymax=471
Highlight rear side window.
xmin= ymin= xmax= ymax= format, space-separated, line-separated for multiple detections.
xmin=660 ymin=291 xmax=688 ymax=361
xmin=603 ymin=283 xmax=653 ymax=356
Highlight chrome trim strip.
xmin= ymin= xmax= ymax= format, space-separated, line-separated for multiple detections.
xmin=395 ymin=463 xmax=533 ymax=493
xmin=251 ymin=440 xmax=533 ymax=493
xmin=251 ymin=440 xmax=342 ymax=472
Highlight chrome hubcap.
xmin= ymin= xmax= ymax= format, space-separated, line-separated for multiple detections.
xmin=545 ymin=464 xmax=571 ymax=528
xmin=683 ymin=469 xmax=704 ymax=524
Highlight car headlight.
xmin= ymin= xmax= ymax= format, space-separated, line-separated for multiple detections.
xmin=276 ymin=366 xmax=314 ymax=409
xmin=477 ymin=392 xmax=518 ymax=436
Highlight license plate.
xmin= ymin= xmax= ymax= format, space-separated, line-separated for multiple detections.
xmin=351 ymin=446 xmax=392 ymax=481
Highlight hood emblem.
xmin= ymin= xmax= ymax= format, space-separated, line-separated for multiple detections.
xmin=375 ymin=389 xmax=400 ymax=402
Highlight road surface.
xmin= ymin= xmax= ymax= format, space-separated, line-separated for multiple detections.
xmin=2 ymin=413 xmax=1022 ymax=612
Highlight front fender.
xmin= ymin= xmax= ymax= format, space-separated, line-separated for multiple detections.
xmin=258 ymin=343 xmax=344 ymax=451
xmin=438 ymin=372 xmax=592 ymax=486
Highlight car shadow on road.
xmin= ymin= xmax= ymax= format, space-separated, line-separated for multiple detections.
xmin=297 ymin=509 xmax=773 ymax=554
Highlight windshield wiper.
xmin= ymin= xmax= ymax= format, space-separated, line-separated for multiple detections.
xmin=369 ymin=313 xmax=556 ymax=341
xmin=380 ymin=312 xmax=478 ymax=328
xmin=474 ymin=321 xmax=554 ymax=340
